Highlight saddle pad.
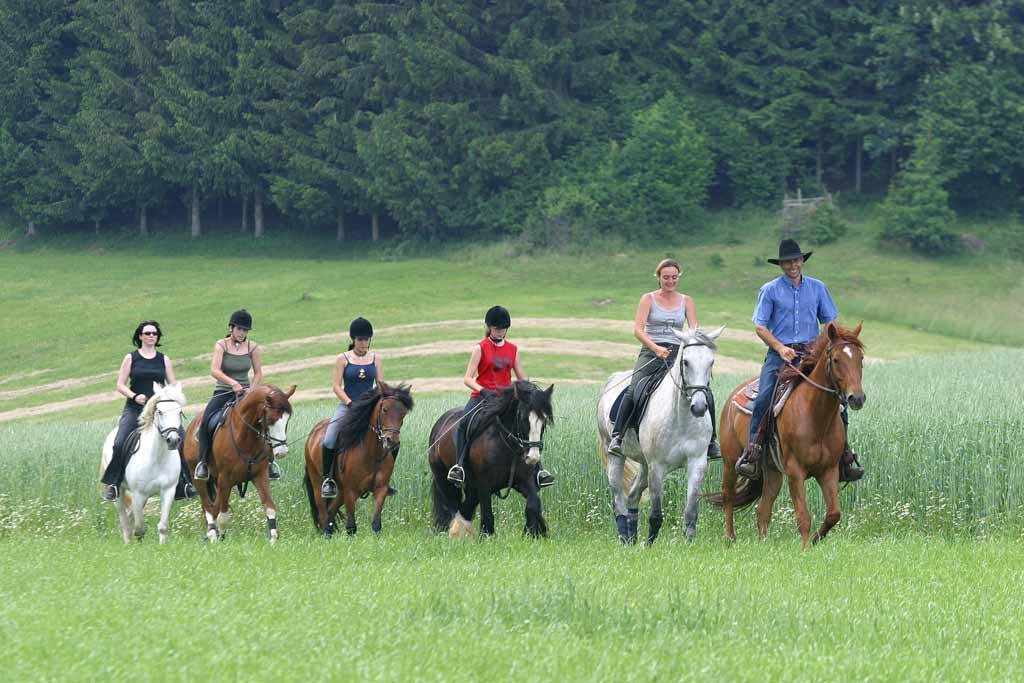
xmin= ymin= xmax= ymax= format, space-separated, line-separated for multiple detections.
xmin=609 ymin=370 xmax=667 ymax=428
xmin=732 ymin=378 xmax=794 ymax=417
xmin=192 ymin=401 xmax=235 ymax=443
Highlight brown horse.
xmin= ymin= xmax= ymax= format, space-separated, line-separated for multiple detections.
xmin=709 ymin=321 xmax=865 ymax=548
xmin=303 ymin=383 xmax=414 ymax=537
xmin=182 ymin=384 xmax=295 ymax=543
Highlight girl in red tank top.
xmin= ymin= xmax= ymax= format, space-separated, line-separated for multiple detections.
xmin=448 ymin=306 xmax=554 ymax=488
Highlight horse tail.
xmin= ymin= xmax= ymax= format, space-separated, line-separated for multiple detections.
xmin=303 ymin=472 xmax=319 ymax=529
xmin=703 ymin=476 xmax=763 ymax=509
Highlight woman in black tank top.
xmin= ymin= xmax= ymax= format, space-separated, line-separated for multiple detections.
xmin=101 ymin=321 xmax=180 ymax=501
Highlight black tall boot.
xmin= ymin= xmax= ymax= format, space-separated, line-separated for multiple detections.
xmin=607 ymin=392 xmax=635 ymax=457
xmin=321 ymin=444 xmax=338 ymax=498
xmin=448 ymin=423 xmax=469 ymax=487
xmin=194 ymin=424 xmax=211 ymax=481
xmin=706 ymin=390 xmax=722 ymax=459
xmin=838 ymin=407 xmax=864 ymax=482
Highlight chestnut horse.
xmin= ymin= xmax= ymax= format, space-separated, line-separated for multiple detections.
xmin=303 ymin=383 xmax=414 ymax=537
xmin=429 ymin=381 xmax=554 ymax=537
xmin=182 ymin=384 xmax=295 ymax=543
xmin=709 ymin=322 xmax=865 ymax=548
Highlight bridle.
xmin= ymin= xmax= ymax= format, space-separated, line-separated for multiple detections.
xmin=665 ymin=341 xmax=714 ymax=406
xmin=231 ymin=395 xmax=291 ymax=471
xmin=371 ymin=395 xmax=403 ymax=454
xmin=152 ymin=398 xmax=184 ymax=443
xmin=497 ymin=399 xmax=546 ymax=456
xmin=785 ymin=341 xmax=860 ymax=407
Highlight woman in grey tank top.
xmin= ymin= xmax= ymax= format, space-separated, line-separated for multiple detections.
xmin=607 ymin=258 xmax=720 ymax=459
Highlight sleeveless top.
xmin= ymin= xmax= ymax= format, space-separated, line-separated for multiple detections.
xmin=472 ymin=337 xmax=517 ymax=397
xmin=215 ymin=341 xmax=253 ymax=391
xmin=645 ymin=293 xmax=688 ymax=345
xmin=342 ymin=352 xmax=377 ymax=402
xmin=127 ymin=351 xmax=166 ymax=406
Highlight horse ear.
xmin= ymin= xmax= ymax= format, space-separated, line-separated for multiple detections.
xmin=545 ymin=384 xmax=554 ymax=396
xmin=852 ymin=320 xmax=863 ymax=337
xmin=285 ymin=384 xmax=296 ymax=398
xmin=826 ymin=321 xmax=839 ymax=341
xmin=378 ymin=381 xmax=390 ymax=395
xmin=706 ymin=325 xmax=725 ymax=341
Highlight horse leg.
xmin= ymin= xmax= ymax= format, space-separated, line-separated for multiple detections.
xmin=722 ymin=458 xmax=737 ymax=542
xmin=212 ymin=473 xmax=232 ymax=541
xmin=812 ymin=467 xmax=842 ymax=545
xmin=523 ymin=485 xmax=545 ymax=538
xmin=252 ymin=473 xmax=278 ymax=543
xmin=323 ymin=493 xmax=344 ymax=538
xmin=478 ymin=487 xmax=496 ymax=537
xmin=683 ymin=455 xmax=710 ymax=542
xmin=646 ymin=463 xmax=667 ymax=545
xmin=371 ymin=485 xmax=387 ymax=536
xmin=114 ymin=495 xmax=131 ymax=545
xmin=624 ymin=462 xmax=648 ymax=545
xmin=785 ymin=469 xmax=812 ymax=549
xmin=343 ymin=488 xmax=358 ymax=535
xmin=605 ymin=452 xmax=630 ymax=543
xmin=157 ymin=485 xmax=175 ymax=544
xmin=756 ymin=469 xmax=784 ymax=541
xmin=130 ymin=492 xmax=147 ymax=542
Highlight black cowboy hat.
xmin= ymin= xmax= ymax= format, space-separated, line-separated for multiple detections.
xmin=485 ymin=305 xmax=511 ymax=329
xmin=349 ymin=317 xmax=373 ymax=338
xmin=229 ymin=309 xmax=252 ymax=330
xmin=767 ymin=239 xmax=813 ymax=265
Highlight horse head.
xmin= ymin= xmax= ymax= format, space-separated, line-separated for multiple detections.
xmin=144 ymin=382 xmax=187 ymax=449
xmin=825 ymin=321 xmax=866 ymax=410
xmin=373 ymin=383 xmax=415 ymax=454
xmin=670 ymin=326 xmax=723 ymax=418
xmin=252 ymin=384 xmax=295 ymax=457
xmin=508 ymin=380 xmax=554 ymax=466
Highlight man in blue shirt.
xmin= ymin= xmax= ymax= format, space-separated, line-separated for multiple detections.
xmin=735 ymin=239 xmax=864 ymax=482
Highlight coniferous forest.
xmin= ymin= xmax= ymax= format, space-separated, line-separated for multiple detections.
xmin=1 ymin=1 xmax=1022 ymax=252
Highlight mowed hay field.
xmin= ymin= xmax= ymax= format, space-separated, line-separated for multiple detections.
xmin=2 ymin=238 xmax=1024 ymax=681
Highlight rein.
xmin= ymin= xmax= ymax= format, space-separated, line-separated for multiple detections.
xmin=493 ymin=401 xmax=544 ymax=499
xmin=785 ymin=341 xmax=858 ymax=407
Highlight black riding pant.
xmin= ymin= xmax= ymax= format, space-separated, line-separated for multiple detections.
xmin=101 ymin=402 xmax=143 ymax=486
xmin=198 ymin=390 xmax=236 ymax=464
xmin=455 ymin=395 xmax=484 ymax=465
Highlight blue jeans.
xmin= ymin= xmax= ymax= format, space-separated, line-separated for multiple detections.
xmin=748 ymin=349 xmax=785 ymax=445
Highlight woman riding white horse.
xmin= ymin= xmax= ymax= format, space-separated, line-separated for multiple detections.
xmin=100 ymin=382 xmax=187 ymax=544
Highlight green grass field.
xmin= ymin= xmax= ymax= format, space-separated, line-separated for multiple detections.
xmin=2 ymin=213 xmax=1024 ymax=680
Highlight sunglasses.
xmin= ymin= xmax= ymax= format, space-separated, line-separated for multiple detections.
xmin=141 ymin=331 xmax=159 ymax=336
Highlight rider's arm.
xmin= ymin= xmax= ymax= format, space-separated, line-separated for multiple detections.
xmin=463 ymin=345 xmax=484 ymax=392
xmin=250 ymin=344 xmax=263 ymax=385
xmin=512 ymin=354 xmax=527 ymax=382
xmin=116 ymin=353 xmax=142 ymax=403
xmin=374 ymin=353 xmax=384 ymax=387
xmin=164 ymin=355 xmax=176 ymax=385
xmin=755 ymin=324 xmax=796 ymax=361
xmin=633 ymin=294 xmax=669 ymax=358
xmin=685 ymin=295 xmax=698 ymax=329
xmin=210 ymin=341 xmax=241 ymax=391
xmin=333 ymin=354 xmax=352 ymax=404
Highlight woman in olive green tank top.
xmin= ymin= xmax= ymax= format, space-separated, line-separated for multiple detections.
xmin=194 ymin=309 xmax=275 ymax=481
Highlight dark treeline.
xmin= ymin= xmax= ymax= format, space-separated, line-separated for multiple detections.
xmin=1 ymin=1 xmax=1022 ymax=251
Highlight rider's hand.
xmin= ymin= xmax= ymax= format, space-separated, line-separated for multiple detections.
xmin=133 ymin=393 xmax=146 ymax=405
xmin=480 ymin=387 xmax=499 ymax=399
xmin=778 ymin=346 xmax=797 ymax=363
xmin=231 ymin=381 xmax=244 ymax=395
xmin=654 ymin=346 xmax=671 ymax=360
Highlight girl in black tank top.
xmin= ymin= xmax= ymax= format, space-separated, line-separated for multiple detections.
xmin=102 ymin=321 xmax=179 ymax=500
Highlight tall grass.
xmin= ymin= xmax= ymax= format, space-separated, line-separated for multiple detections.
xmin=2 ymin=350 xmax=1022 ymax=539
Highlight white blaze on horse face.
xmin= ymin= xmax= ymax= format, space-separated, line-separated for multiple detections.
xmin=843 ymin=346 xmax=854 ymax=359
xmin=269 ymin=412 xmax=290 ymax=456
xmin=525 ymin=413 xmax=543 ymax=466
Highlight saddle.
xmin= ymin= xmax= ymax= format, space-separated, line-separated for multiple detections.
xmin=191 ymin=400 xmax=236 ymax=443
xmin=609 ymin=367 xmax=669 ymax=430
xmin=730 ymin=377 xmax=794 ymax=417
xmin=122 ymin=429 xmax=143 ymax=463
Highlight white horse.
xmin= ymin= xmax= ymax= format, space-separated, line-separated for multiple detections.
xmin=597 ymin=326 xmax=723 ymax=544
xmin=99 ymin=383 xmax=186 ymax=544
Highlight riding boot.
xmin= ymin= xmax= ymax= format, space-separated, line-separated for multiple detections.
xmin=194 ymin=423 xmax=211 ymax=481
xmin=101 ymin=484 xmax=119 ymax=502
xmin=608 ymin=392 xmax=636 ymax=457
xmin=839 ymin=446 xmax=864 ymax=483
xmin=321 ymin=444 xmax=339 ymax=498
xmin=177 ymin=453 xmax=197 ymax=499
xmin=268 ymin=454 xmax=281 ymax=481
xmin=706 ymin=390 xmax=722 ymax=460
xmin=735 ymin=442 xmax=763 ymax=479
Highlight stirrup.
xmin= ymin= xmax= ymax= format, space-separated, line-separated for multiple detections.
xmin=101 ymin=485 xmax=119 ymax=502
xmin=321 ymin=477 xmax=338 ymax=499
xmin=537 ymin=469 xmax=555 ymax=488
xmin=607 ymin=434 xmax=624 ymax=457
xmin=182 ymin=482 xmax=198 ymax=499
xmin=735 ymin=444 xmax=762 ymax=479
xmin=386 ymin=485 xmax=397 ymax=497
xmin=707 ymin=440 xmax=722 ymax=460
xmin=447 ymin=464 xmax=465 ymax=487
xmin=839 ymin=449 xmax=864 ymax=483
xmin=268 ymin=461 xmax=282 ymax=480
xmin=194 ymin=462 xmax=209 ymax=481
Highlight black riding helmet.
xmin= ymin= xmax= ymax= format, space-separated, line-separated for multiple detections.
xmin=485 ymin=305 xmax=511 ymax=329
xmin=229 ymin=309 xmax=252 ymax=330
xmin=349 ymin=317 xmax=373 ymax=338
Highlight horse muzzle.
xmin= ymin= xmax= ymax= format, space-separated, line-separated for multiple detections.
xmin=524 ymin=448 xmax=541 ymax=466
xmin=166 ymin=434 xmax=181 ymax=449
xmin=272 ymin=443 xmax=289 ymax=457
xmin=689 ymin=394 xmax=708 ymax=418
xmin=847 ymin=392 xmax=866 ymax=410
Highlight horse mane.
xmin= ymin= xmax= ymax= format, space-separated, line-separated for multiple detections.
xmin=778 ymin=323 xmax=864 ymax=387
xmin=468 ymin=380 xmax=553 ymax=441
xmin=335 ymin=383 xmax=414 ymax=454
xmin=138 ymin=383 xmax=186 ymax=429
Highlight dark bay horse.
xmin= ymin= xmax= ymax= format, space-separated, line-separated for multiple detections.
xmin=303 ymin=383 xmax=414 ymax=537
xmin=708 ymin=322 xmax=866 ymax=548
xmin=429 ymin=381 xmax=554 ymax=537
xmin=182 ymin=384 xmax=295 ymax=542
